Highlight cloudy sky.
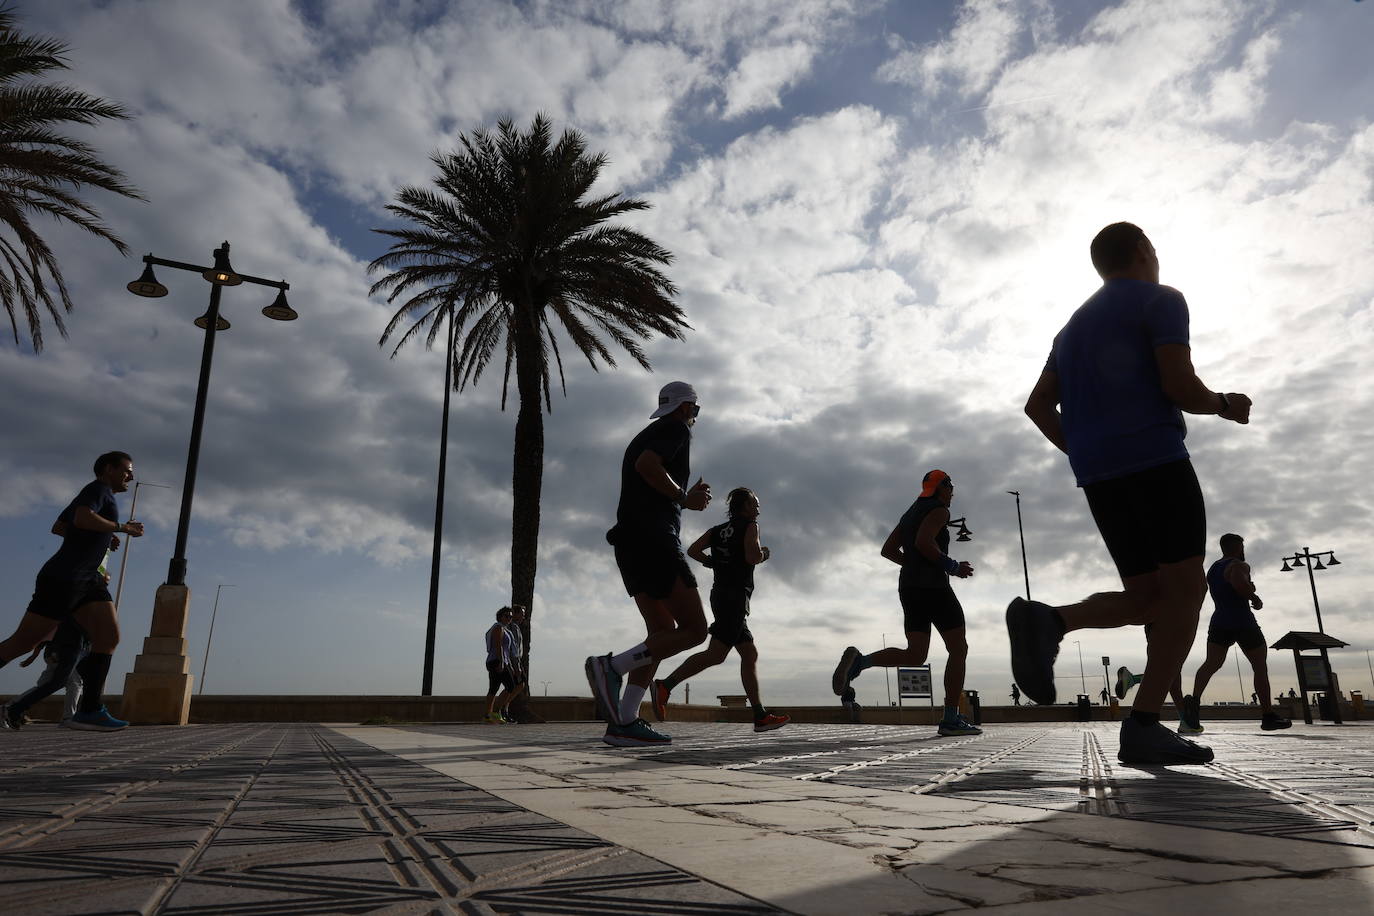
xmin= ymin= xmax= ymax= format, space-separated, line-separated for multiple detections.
xmin=4 ymin=0 xmax=1372 ymax=711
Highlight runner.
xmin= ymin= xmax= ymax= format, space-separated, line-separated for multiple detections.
xmin=0 ymin=452 xmax=143 ymax=731
xmin=483 ymin=607 xmax=516 ymax=724
xmin=1115 ymin=630 xmax=1195 ymax=734
xmin=1012 ymin=222 xmax=1253 ymax=764
xmin=585 ymin=381 xmax=711 ymax=747
xmin=651 ymin=487 xmax=790 ymax=733
xmin=1183 ymin=533 xmax=1291 ymax=732
xmin=0 ymin=619 xmax=89 ymax=729
xmin=833 ymin=469 xmax=981 ymax=737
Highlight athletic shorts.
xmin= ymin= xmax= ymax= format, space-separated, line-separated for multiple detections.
xmin=1207 ymin=623 xmax=1266 ymax=651
xmin=26 ymin=575 xmax=113 ymax=622
xmin=899 ymin=587 xmax=965 ymax=634
xmin=612 ymin=533 xmax=697 ymax=600
xmin=486 ymin=660 xmax=516 ymax=696
xmin=708 ymin=586 xmax=754 ymax=647
xmin=1082 ymin=458 xmax=1206 ymax=580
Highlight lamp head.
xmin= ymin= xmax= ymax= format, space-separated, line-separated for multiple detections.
xmin=194 ymin=310 xmax=230 ymax=331
xmin=262 ymin=287 xmax=298 ymax=321
xmin=127 ymin=262 xmax=168 ymax=298
xmin=1326 ymin=554 xmax=1341 ymax=566
xmin=1313 ymin=558 xmax=1326 ymax=570
xmin=1280 ymin=559 xmax=1292 ymax=572
xmin=202 ymin=242 xmax=242 ymax=286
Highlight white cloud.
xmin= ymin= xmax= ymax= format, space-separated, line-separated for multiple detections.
xmin=722 ymin=42 xmax=817 ymax=118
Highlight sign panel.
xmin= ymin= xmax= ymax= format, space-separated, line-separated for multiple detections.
xmin=1101 ymin=656 xmax=1110 ymax=667
xmin=1298 ymin=655 xmax=1329 ymax=691
xmin=897 ymin=665 xmax=932 ymax=699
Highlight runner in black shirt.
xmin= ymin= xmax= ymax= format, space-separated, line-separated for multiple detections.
xmin=833 ymin=469 xmax=981 ymax=737
xmin=0 ymin=452 xmax=143 ymax=731
xmin=585 ymin=382 xmax=712 ymax=747
xmin=651 ymin=487 xmax=789 ymax=733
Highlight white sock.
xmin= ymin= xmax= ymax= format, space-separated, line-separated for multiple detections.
xmin=610 ymin=643 xmax=653 ymax=675
xmin=619 ymin=683 xmax=647 ymax=723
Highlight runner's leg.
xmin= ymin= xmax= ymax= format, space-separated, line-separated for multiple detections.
xmin=939 ymin=627 xmax=968 ymax=710
xmin=0 ymin=613 xmax=63 ymax=665
xmin=737 ymin=641 xmax=761 ymax=708
xmin=1241 ymin=642 xmax=1274 ymax=713
xmin=70 ymin=601 xmax=120 ymax=715
xmin=1192 ymin=641 xmax=1229 ymax=701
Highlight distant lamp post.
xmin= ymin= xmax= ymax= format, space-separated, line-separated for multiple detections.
xmin=120 ymin=242 xmax=296 ymax=726
xmin=199 ymin=583 xmax=235 ymax=695
xmin=947 ymin=517 xmax=972 ymax=541
xmin=540 ymin=680 xmax=551 ymax=697
xmin=1279 ymin=547 xmax=1342 ymax=634
xmin=112 ymin=480 xmax=171 ymax=611
xmin=1072 ymin=640 xmax=1087 ymax=695
xmin=1007 ymin=490 xmax=1030 ymax=599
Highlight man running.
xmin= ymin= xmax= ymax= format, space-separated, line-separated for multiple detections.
xmin=1182 ymin=533 xmax=1291 ymax=732
xmin=1012 ymin=222 xmax=1252 ymax=764
xmin=834 ymin=469 xmax=981 ymax=737
xmin=651 ymin=487 xmax=790 ymax=733
xmin=586 ymin=381 xmax=711 ymax=747
xmin=0 ymin=452 xmax=143 ymax=731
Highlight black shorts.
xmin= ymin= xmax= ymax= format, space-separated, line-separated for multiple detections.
xmin=486 ymin=660 xmax=516 ymax=696
xmin=1082 ymin=458 xmax=1206 ymax=580
xmin=899 ymin=587 xmax=965 ymax=634
xmin=26 ymin=575 xmax=113 ymax=622
xmin=708 ymin=587 xmax=754 ymax=647
xmin=1208 ymin=623 xmax=1266 ymax=651
xmin=612 ymin=533 xmax=697 ymax=600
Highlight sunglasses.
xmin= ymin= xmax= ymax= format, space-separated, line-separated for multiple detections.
xmin=690 ymin=403 xmax=700 ymax=418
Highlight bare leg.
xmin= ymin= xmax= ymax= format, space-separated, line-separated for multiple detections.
xmin=863 ymin=631 xmax=931 ymax=669
xmin=1191 ymin=641 xmax=1229 ymax=701
xmin=0 ymin=613 xmax=62 ymax=664
xmin=737 ymin=642 xmax=761 ymax=707
xmin=70 ymin=602 xmax=120 ymax=655
xmin=939 ymin=627 xmax=968 ymax=709
xmin=626 ymin=578 xmax=708 ymax=691
xmin=663 ymin=637 xmax=730 ymax=686
xmin=1242 ymin=643 xmax=1274 ymax=713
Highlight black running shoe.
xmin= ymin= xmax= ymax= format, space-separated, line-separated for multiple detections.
xmin=1006 ymin=597 xmax=1060 ymax=705
xmin=1114 ymin=666 xmax=1134 ymax=701
xmin=1261 ymin=711 xmax=1292 ymax=731
xmin=0 ymin=703 xmax=21 ymax=731
xmin=832 ymin=646 xmax=861 ymax=696
xmin=1181 ymin=694 xmax=1203 ymax=732
xmin=1118 ymin=716 xmax=1214 ymax=765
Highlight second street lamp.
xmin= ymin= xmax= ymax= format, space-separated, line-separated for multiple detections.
xmin=1280 ymin=547 xmax=1342 ymax=634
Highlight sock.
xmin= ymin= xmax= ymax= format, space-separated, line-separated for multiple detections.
xmin=943 ymin=704 xmax=959 ymax=722
xmin=619 ymin=683 xmax=647 ymax=722
xmin=1130 ymin=709 xmax=1160 ymax=726
xmin=610 ymin=643 xmax=654 ymax=675
xmin=848 ymin=654 xmax=874 ymax=680
xmin=75 ymin=652 xmax=112 ymax=714
xmin=752 ymin=703 xmax=766 ymax=719
xmin=1050 ymin=609 xmax=1067 ymax=639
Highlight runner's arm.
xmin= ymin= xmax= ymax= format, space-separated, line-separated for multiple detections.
xmin=686 ymin=529 xmax=714 ymax=566
xmin=915 ymin=507 xmax=951 ymax=561
xmin=1024 ymin=369 xmax=1068 ymax=453
xmin=73 ymin=506 xmax=142 ymax=536
xmin=634 ymin=450 xmax=710 ymax=509
xmin=743 ymin=521 xmax=764 ymax=565
xmin=1225 ymin=559 xmax=1260 ymax=605
xmin=880 ymin=524 xmax=904 ymax=565
xmin=1154 ymin=344 xmax=1251 ymax=422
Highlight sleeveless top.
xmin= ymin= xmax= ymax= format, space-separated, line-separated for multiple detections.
xmin=709 ymin=518 xmax=755 ymax=592
xmin=1207 ymin=557 xmax=1255 ymax=627
xmin=896 ymin=496 xmax=951 ymax=591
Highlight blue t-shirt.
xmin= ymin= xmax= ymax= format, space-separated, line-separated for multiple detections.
xmin=614 ymin=416 xmax=692 ymax=540
xmin=1045 ymin=279 xmax=1191 ymax=485
xmin=39 ymin=480 xmax=118 ymax=581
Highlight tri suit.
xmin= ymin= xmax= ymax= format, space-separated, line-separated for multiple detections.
xmin=894 ymin=496 xmax=965 ymax=634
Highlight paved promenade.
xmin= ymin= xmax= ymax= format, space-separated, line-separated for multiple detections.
xmin=2 ymin=720 xmax=1371 ymax=913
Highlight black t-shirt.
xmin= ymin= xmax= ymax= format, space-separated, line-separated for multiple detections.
xmin=895 ymin=496 xmax=951 ymax=591
xmin=39 ymin=480 xmax=117 ymax=582
xmin=709 ymin=518 xmax=755 ymax=592
xmin=614 ymin=416 xmax=692 ymax=539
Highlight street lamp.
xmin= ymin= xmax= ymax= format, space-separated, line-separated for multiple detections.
xmin=1072 ymin=640 xmax=1087 ymax=695
xmin=540 ymin=680 xmax=551 ymax=697
xmin=127 ymin=242 xmax=296 ymax=586
xmin=947 ymin=517 xmax=973 ymax=541
xmin=1279 ymin=547 xmax=1342 ymax=634
xmin=112 ymin=480 xmax=171 ymax=610
xmin=199 ymin=583 xmax=235 ymax=695
xmin=1007 ymin=491 xmax=1030 ymax=600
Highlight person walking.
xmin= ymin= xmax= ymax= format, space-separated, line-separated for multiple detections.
xmin=834 ymin=469 xmax=981 ymax=737
xmin=651 ymin=487 xmax=790 ymax=733
xmin=0 ymin=452 xmax=143 ymax=731
xmin=1010 ymin=683 xmax=1021 ymax=706
xmin=483 ymin=608 xmax=517 ymax=724
xmin=1182 ymin=533 xmax=1291 ymax=732
xmin=585 ymin=382 xmax=711 ymax=747
xmin=503 ymin=605 xmax=532 ymax=723
xmin=1011 ymin=222 xmax=1253 ymax=764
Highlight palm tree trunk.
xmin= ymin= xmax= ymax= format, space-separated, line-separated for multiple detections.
xmin=510 ymin=328 xmax=543 ymax=680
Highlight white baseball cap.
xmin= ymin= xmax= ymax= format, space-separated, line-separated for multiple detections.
xmin=650 ymin=380 xmax=698 ymax=418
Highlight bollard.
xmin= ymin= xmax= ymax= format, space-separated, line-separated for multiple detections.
xmin=966 ymin=690 xmax=981 ymax=725
xmin=1076 ymin=694 xmax=1091 ymax=721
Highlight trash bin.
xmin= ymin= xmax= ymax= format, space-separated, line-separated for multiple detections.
xmin=966 ymin=690 xmax=981 ymax=725
xmin=1316 ymin=692 xmax=1335 ymax=720
xmin=1352 ymin=691 xmax=1364 ymax=720
xmin=1076 ymin=694 xmax=1091 ymax=721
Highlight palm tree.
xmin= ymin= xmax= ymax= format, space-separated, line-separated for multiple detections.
xmin=370 ymin=114 xmax=688 ymax=693
xmin=0 ymin=6 xmax=143 ymax=352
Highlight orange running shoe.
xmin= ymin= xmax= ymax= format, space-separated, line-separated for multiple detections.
xmin=650 ymin=679 xmax=671 ymax=722
xmin=753 ymin=713 xmax=790 ymax=733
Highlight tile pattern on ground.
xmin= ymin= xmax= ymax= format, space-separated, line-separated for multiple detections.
xmin=0 ymin=724 xmax=778 ymax=915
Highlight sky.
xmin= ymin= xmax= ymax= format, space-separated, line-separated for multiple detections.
xmin=3 ymin=0 xmax=1373 ymax=711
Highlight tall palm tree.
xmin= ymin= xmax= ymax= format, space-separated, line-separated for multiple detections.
xmin=370 ymin=114 xmax=688 ymax=691
xmin=0 ymin=6 xmax=143 ymax=352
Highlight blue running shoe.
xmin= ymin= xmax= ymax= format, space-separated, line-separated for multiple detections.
xmin=603 ymin=718 xmax=670 ymax=747
xmin=584 ymin=654 xmax=623 ymax=724
xmin=66 ymin=706 xmax=128 ymax=731
xmin=937 ymin=715 xmax=983 ymax=737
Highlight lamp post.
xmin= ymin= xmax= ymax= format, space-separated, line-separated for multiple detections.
xmin=1007 ymin=491 xmax=1030 ymax=599
xmin=199 ymin=584 xmax=235 ymax=695
xmin=112 ymin=480 xmax=171 ymax=610
xmin=540 ymin=680 xmax=551 ymax=697
xmin=1072 ymin=640 xmax=1087 ymax=695
xmin=1279 ymin=547 xmax=1342 ymax=634
xmin=120 ymin=242 xmax=296 ymax=725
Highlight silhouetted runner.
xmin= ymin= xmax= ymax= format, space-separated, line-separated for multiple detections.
xmin=483 ymin=607 xmax=517 ymax=724
xmin=651 ymin=487 xmax=789 ymax=733
xmin=1013 ymin=223 xmax=1253 ymax=765
xmin=834 ymin=469 xmax=981 ymax=737
xmin=1184 ymin=533 xmax=1291 ymax=732
xmin=586 ymin=382 xmax=711 ymax=747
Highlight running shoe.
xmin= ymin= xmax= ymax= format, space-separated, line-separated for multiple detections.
xmin=66 ymin=706 xmax=128 ymax=731
xmin=1117 ymin=716 xmax=1214 ymax=765
xmin=1114 ymin=666 xmax=1136 ymax=700
xmin=753 ymin=713 xmax=790 ymax=732
xmin=937 ymin=716 xmax=983 ymax=737
xmin=1006 ymin=597 xmax=1060 ymax=705
xmin=0 ymin=703 xmax=20 ymax=730
xmin=602 ymin=717 xmax=671 ymax=747
xmin=584 ymin=653 xmax=623 ymax=724
xmin=1181 ymin=695 xmax=1203 ymax=733
xmin=832 ymin=646 xmax=861 ymax=695
xmin=1176 ymin=718 xmax=1204 ymax=736
xmin=650 ymin=679 xmax=671 ymax=722
xmin=484 ymin=711 xmax=505 ymax=724
xmin=1261 ymin=711 xmax=1292 ymax=731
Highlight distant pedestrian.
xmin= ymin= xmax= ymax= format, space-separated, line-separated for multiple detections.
xmin=1100 ymin=687 xmax=1110 ymax=706
xmin=585 ymin=382 xmax=711 ymax=747
xmin=504 ymin=605 xmax=530 ymax=721
xmin=1010 ymin=683 xmax=1021 ymax=706
xmin=1012 ymin=223 xmax=1253 ymax=765
xmin=1288 ymin=687 xmax=1298 ymax=699
xmin=834 ymin=470 xmax=981 ymax=737
xmin=652 ymin=487 xmax=789 ymax=734
xmin=2 ymin=619 xmax=90 ymax=728
xmin=0 ymin=452 xmax=143 ymax=731
xmin=483 ymin=608 xmax=517 ymax=724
